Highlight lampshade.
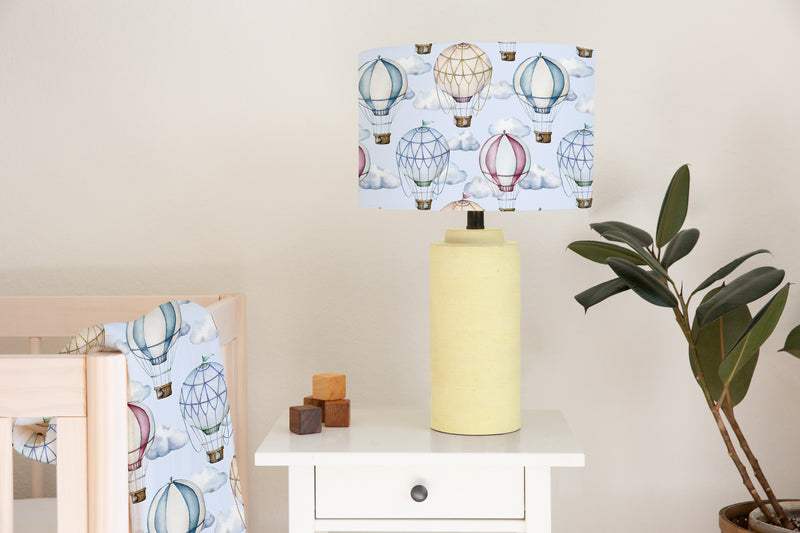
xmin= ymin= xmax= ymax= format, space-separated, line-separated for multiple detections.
xmin=358 ymin=42 xmax=596 ymax=435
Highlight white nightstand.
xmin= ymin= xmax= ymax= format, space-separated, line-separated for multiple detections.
xmin=255 ymin=409 xmax=584 ymax=533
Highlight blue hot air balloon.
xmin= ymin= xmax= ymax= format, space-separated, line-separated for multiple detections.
xmin=126 ymin=301 xmax=183 ymax=399
xmin=179 ymin=355 xmax=231 ymax=464
xmin=147 ymin=478 xmax=206 ymax=533
xmin=513 ymin=54 xmax=570 ymax=143
xmin=18 ymin=420 xmax=57 ymax=464
xmin=395 ymin=122 xmax=450 ymax=210
xmin=358 ymin=56 xmax=408 ymax=145
xmin=557 ymin=125 xmax=594 ymax=208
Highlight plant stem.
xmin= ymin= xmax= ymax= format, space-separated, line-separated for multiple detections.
xmin=723 ymin=405 xmax=792 ymax=529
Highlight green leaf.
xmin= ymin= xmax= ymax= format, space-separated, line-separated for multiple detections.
xmin=575 ymin=278 xmax=630 ymax=312
xmin=692 ymin=249 xmax=771 ymax=296
xmin=691 ymin=287 xmax=754 ymax=406
xmin=718 ymin=283 xmax=790 ymax=397
xmin=590 ymin=221 xmax=653 ymax=247
xmin=696 ymin=267 xmax=785 ymax=327
xmin=567 ymin=241 xmax=648 ymax=266
xmin=607 ymin=258 xmax=678 ymax=308
xmin=655 ymin=164 xmax=690 ymax=248
xmin=662 ymin=228 xmax=700 ymax=268
xmin=604 ymin=230 xmax=672 ymax=282
xmin=779 ymin=324 xmax=800 ymax=359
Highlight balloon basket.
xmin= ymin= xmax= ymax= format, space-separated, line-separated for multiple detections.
xmin=577 ymin=198 xmax=593 ymax=209
xmin=500 ymin=51 xmax=516 ymax=61
xmin=535 ymin=131 xmax=552 ymax=143
xmin=207 ymin=447 xmax=224 ymax=464
xmin=577 ymin=47 xmax=594 ymax=58
xmin=130 ymin=488 xmax=147 ymax=504
xmin=454 ymin=115 xmax=472 ymax=128
xmin=155 ymin=382 xmax=172 ymax=400
xmin=416 ymin=199 xmax=432 ymax=210
xmin=374 ymin=133 xmax=391 ymax=145
xmin=415 ymin=43 xmax=432 ymax=54
xmin=499 ymin=207 xmax=516 ymax=212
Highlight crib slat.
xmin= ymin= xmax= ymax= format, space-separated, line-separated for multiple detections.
xmin=57 ymin=417 xmax=88 ymax=533
xmin=0 ymin=356 xmax=86 ymax=417
xmin=27 ymin=337 xmax=45 ymax=499
xmin=0 ymin=418 xmax=13 ymax=533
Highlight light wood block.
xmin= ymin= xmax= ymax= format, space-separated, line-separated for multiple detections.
xmin=312 ymin=373 xmax=346 ymax=401
xmin=304 ymin=396 xmax=326 ymax=423
xmin=290 ymin=405 xmax=322 ymax=435
xmin=324 ymin=399 xmax=350 ymax=427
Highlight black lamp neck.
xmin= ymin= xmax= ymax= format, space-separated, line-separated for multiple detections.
xmin=466 ymin=211 xmax=485 ymax=230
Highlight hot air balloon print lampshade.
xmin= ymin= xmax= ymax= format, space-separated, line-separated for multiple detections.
xmin=358 ymin=42 xmax=595 ymax=435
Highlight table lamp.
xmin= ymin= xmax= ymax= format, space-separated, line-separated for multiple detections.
xmin=358 ymin=42 xmax=595 ymax=435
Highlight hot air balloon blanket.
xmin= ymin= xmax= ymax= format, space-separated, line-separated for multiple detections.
xmin=11 ymin=300 xmax=247 ymax=533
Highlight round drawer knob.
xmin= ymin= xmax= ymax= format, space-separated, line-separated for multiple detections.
xmin=410 ymin=484 xmax=428 ymax=502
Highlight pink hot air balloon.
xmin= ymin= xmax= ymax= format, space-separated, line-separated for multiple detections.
xmin=478 ymin=131 xmax=531 ymax=212
xmin=128 ymin=401 xmax=156 ymax=504
xmin=358 ymin=142 xmax=371 ymax=185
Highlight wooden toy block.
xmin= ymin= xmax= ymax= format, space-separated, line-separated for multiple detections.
xmin=324 ymin=399 xmax=350 ymax=427
xmin=312 ymin=373 xmax=346 ymax=401
xmin=289 ymin=405 xmax=322 ymax=435
xmin=304 ymin=396 xmax=326 ymax=423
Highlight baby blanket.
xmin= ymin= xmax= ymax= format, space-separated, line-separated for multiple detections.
xmin=12 ymin=300 xmax=246 ymax=533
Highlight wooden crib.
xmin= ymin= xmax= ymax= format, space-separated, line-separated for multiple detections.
xmin=0 ymin=295 xmax=248 ymax=533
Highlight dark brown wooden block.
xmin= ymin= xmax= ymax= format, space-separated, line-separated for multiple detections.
xmin=289 ymin=405 xmax=322 ymax=435
xmin=312 ymin=373 xmax=346 ymax=401
xmin=324 ymin=399 xmax=350 ymax=427
xmin=304 ymin=396 xmax=326 ymax=423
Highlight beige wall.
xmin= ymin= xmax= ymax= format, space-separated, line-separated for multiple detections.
xmin=3 ymin=0 xmax=800 ymax=531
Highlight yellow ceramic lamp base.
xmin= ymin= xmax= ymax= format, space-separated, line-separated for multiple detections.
xmin=430 ymin=228 xmax=521 ymax=435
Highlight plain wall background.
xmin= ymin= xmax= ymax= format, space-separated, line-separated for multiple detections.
xmin=3 ymin=1 xmax=800 ymax=531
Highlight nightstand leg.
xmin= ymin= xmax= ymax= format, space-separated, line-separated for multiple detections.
xmin=524 ymin=466 xmax=551 ymax=533
xmin=288 ymin=465 xmax=315 ymax=533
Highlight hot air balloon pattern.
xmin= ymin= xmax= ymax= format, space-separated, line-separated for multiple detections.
xmin=478 ymin=131 xmax=531 ymax=212
xmin=230 ymin=455 xmax=246 ymax=528
xmin=415 ymin=43 xmax=432 ymax=55
xmin=513 ymin=54 xmax=570 ymax=144
xmin=498 ymin=42 xmax=517 ymax=62
xmin=147 ymin=478 xmax=206 ymax=533
xmin=433 ymin=43 xmax=492 ymax=128
xmin=441 ymin=194 xmax=483 ymax=212
xmin=60 ymin=324 xmax=105 ymax=354
xmin=358 ymin=142 xmax=370 ymax=185
xmin=128 ymin=401 xmax=156 ymax=504
xmin=179 ymin=355 xmax=231 ymax=464
xmin=127 ymin=301 xmax=183 ymax=400
xmin=358 ymin=56 xmax=408 ymax=145
xmin=17 ymin=420 xmax=57 ymax=464
xmin=557 ymin=125 xmax=594 ymax=208
xmin=395 ymin=122 xmax=449 ymax=210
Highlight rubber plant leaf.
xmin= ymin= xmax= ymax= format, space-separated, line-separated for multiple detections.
xmin=575 ymin=278 xmax=630 ymax=312
xmin=780 ymin=324 xmax=800 ymax=359
xmin=590 ymin=221 xmax=653 ymax=248
xmin=655 ymin=164 xmax=690 ymax=248
xmin=692 ymin=249 xmax=771 ymax=296
xmin=604 ymin=230 xmax=671 ymax=282
xmin=661 ymin=228 xmax=700 ymax=268
xmin=718 ymin=283 xmax=790 ymax=398
xmin=606 ymin=258 xmax=678 ymax=308
xmin=696 ymin=267 xmax=785 ymax=327
xmin=567 ymin=241 xmax=648 ymax=266
xmin=691 ymin=287 xmax=755 ymax=407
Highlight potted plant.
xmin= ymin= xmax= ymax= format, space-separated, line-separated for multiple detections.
xmin=567 ymin=164 xmax=800 ymax=532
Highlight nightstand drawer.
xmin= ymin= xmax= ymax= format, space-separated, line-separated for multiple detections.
xmin=315 ymin=465 xmax=524 ymax=519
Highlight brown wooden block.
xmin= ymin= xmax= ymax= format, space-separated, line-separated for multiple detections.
xmin=304 ymin=396 xmax=326 ymax=423
xmin=289 ymin=405 xmax=322 ymax=435
xmin=312 ymin=373 xmax=346 ymax=401
xmin=324 ymin=399 xmax=350 ymax=427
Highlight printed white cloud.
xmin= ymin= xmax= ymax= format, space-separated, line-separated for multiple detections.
xmin=404 ymin=88 xmax=415 ymax=100
xmin=359 ymin=127 xmax=370 ymax=141
xmin=180 ymin=321 xmax=191 ymax=337
xmin=566 ymin=90 xmax=577 ymax=102
xmin=397 ymin=55 xmax=432 ymax=75
xmin=214 ymin=505 xmax=245 ymax=533
xmin=111 ymin=338 xmax=129 ymax=354
xmin=447 ymin=130 xmax=480 ymax=151
xmin=191 ymin=314 xmax=219 ymax=344
xmin=203 ymin=514 xmax=216 ymax=530
xmin=463 ymin=176 xmax=498 ymax=199
xmin=489 ymin=80 xmax=514 ymax=99
xmin=560 ymin=57 xmax=594 ymax=78
xmin=191 ymin=466 xmax=228 ymax=494
xmin=519 ymin=163 xmax=561 ymax=190
xmin=146 ymin=425 xmax=189 ymax=460
xmin=359 ymin=165 xmax=401 ymax=190
xmin=575 ymin=93 xmax=595 ymax=114
xmin=444 ymin=161 xmax=467 ymax=185
xmin=128 ymin=380 xmax=151 ymax=403
xmin=413 ymin=89 xmax=440 ymax=111
xmin=488 ymin=117 xmax=531 ymax=138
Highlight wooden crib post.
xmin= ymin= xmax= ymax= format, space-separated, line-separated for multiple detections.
xmin=0 ymin=417 xmax=12 ymax=533
xmin=27 ymin=337 xmax=45 ymax=500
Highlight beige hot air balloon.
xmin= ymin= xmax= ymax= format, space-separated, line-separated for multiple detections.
xmin=433 ymin=42 xmax=492 ymax=128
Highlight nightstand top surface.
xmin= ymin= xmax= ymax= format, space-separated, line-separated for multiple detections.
xmin=255 ymin=409 xmax=584 ymax=467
